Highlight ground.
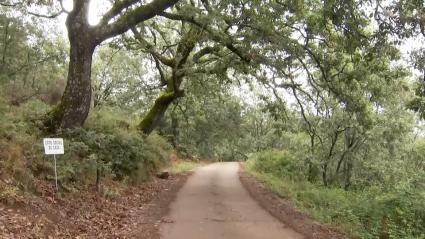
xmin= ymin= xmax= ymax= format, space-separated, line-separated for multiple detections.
xmin=0 ymin=173 xmax=189 ymax=239
xmin=160 ymin=162 xmax=303 ymax=239
xmin=0 ymin=162 xmax=349 ymax=239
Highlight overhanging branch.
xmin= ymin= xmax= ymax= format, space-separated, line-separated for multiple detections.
xmin=159 ymin=12 xmax=251 ymax=63
xmin=97 ymin=0 xmax=180 ymax=42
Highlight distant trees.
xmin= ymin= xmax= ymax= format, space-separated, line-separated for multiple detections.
xmin=0 ymin=8 xmax=67 ymax=106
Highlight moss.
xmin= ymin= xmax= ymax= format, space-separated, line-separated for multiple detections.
xmin=43 ymin=102 xmax=65 ymax=133
xmin=138 ymin=91 xmax=175 ymax=134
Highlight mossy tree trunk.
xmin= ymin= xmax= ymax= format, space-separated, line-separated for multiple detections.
xmin=138 ymin=92 xmax=177 ymax=134
xmin=170 ymin=104 xmax=179 ymax=148
xmin=137 ymin=26 xmax=200 ymax=135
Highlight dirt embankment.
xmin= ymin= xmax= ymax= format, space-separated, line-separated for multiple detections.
xmin=0 ymin=173 xmax=190 ymax=239
xmin=239 ymin=165 xmax=348 ymax=239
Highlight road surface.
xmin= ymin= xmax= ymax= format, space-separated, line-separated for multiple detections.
xmin=160 ymin=162 xmax=304 ymax=239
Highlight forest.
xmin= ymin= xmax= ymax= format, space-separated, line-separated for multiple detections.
xmin=0 ymin=0 xmax=424 ymax=238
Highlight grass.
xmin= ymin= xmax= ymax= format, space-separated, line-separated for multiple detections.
xmin=244 ymin=166 xmax=364 ymax=237
xmin=167 ymin=161 xmax=203 ymax=174
xmin=244 ymin=160 xmax=425 ymax=239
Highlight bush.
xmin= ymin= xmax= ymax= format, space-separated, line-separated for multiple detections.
xmin=249 ymin=150 xmax=304 ymax=180
xmin=0 ymin=101 xmax=173 ymax=193
xmin=0 ymin=98 xmax=48 ymax=192
xmin=246 ymin=151 xmax=425 ymax=239
xmin=58 ymin=127 xmax=172 ymax=187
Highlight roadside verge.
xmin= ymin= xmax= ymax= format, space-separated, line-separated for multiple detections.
xmin=0 ymin=170 xmax=192 ymax=238
xmin=239 ymin=164 xmax=348 ymax=239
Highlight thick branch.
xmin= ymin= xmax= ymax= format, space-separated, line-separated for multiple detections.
xmin=27 ymin=10 xmax=63 ymax=19
xmin=153 ymin=55 xmax=167 ymax=85
xmin=193 ymin=45 xmax=220 ymax=62
xmin=97 ymin=0 xmax=180 ymax=42
xmin=99 ymin=0 xmax=140 ymax=26
xmin=0 ymin=1 xmax=21 ymax=7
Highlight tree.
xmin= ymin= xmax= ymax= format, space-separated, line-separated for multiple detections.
xmin=131 ymin=24 xmax=202 ymax=134
xmin=159 ymin=78 xmax=247 ymax=160
xmin=43 ymin=0 xmax=180 ymax=131
xmin=119 ymin=0 xmax=254 ymax=134
xmin=0 ymin=6 xmax=68 ymax=106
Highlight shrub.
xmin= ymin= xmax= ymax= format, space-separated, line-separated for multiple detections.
xmin=0 ymin=98 xmax=47 ymax=193
xmin=0 ymin=100 xmax=173 ymax=193
xmin=247 ymin=151 xmax=425 ymax=239
xmin=57 ymin=127 xmax=172 ymax=187
xmin=249 ymin=150 xmax=304 ymax=180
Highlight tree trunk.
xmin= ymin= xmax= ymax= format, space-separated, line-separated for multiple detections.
xmin=61 ymin=43 xmax=95 ymax=128
xmin=170 ymin=104 xmax=179 ymax=148
xmin=137 ymin=26 xmax=198 ymax=135
xmin=307 ymin=135 xmax=315 ymax=182
xmin=43 ymin=0 xmax=180 ymax=132
xmin=344 ymin=159 xmax=353 ymax=190
xmin=322 ymin=162 xmax=328 ymax=186
xmin=46 ymin=41 xmax=95 ymax=131
xmin=138 ymin=92 xmax=176 ymax=135
xmin=45 ymin=2 xmax=96 ymax=131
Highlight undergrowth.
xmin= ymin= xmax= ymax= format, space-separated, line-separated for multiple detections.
xmin=246 ymin=151 xmax=425 ymax=239
xmin=0 ymin=98 xmax=172 ymax=200
xmin=167 ymin=160 xmax=201 ymax=174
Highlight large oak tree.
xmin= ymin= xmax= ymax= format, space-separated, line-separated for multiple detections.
xmin=45 ymin=0 xmax=179 ymax=131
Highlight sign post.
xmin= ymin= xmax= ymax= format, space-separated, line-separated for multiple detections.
xmin=43 ymin=138 xmax=64 ymax=191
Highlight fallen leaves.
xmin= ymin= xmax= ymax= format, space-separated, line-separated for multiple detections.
xmin=0 ymin=174 xmax=189 ymax=238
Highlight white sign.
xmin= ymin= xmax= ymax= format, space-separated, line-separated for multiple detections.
xmin=43 ymin=138 xmax=64 ymax=155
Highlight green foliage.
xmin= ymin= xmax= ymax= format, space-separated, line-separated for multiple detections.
xmin=1 ymin=0 xmax=425 ymax=236
xmin=58 ymin=107 xmax=172 ymax=186
xmin=167 ymin=161 xmax=201 ymax=174
xmin=247 ymin=153 xmax=425 ymax=239
xmin=249 ymin=150 xmax=304 ymax=180
xmin=160 ymin=79 xmax=248 ymax=161
xmin=91 ymin=46 xmax=150 ymax=110
xmin=85 ymin=107 xmax=134 ymax=132
xmin=0 ymin=12 xmax=67 ymax=106
xmin=0 ymin=97 xmax=48 ymax=192
xmin=0 ymin=99 xmax=172 ymax=192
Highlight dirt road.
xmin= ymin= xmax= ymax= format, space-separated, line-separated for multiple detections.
xmin=160 ymin=162 xmax=304 ymax=239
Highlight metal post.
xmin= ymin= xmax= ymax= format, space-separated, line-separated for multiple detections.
xmin=54 ymin=154 xmax=58 ymax=191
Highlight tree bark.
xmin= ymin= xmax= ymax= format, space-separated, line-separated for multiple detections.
xmin=45 ymin=1 xmax=96 ymax=131
xmin=138 ymin=91 xmax=177 ymax=135
xmin=170 ymin=104 xmax=179 ymax=148
xmin=59 ymin=42 xmax=95 ymax=129
xmin=322 ymin=162 xmax=328 ymax=187
xmin=343 ymin=159 xmax=353 ymax=190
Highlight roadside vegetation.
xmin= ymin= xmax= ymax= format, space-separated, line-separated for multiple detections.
xmin=246 ymin=151 xmax=424 ymax=238
xmin=0 ymin=98 xmax=172 ymax=197
xmin=167 ymin=160 xmax=203 ymax=174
